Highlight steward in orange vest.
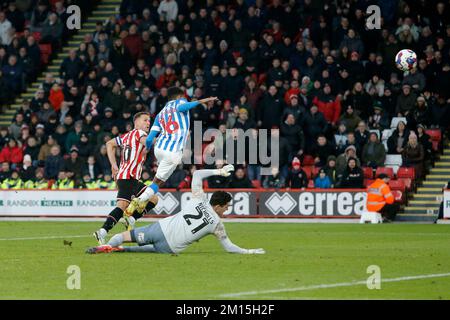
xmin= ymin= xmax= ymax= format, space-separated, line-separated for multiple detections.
xmin=366 ymin=173 xmax=397 ymax=221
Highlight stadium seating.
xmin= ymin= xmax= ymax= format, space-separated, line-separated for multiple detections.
xmin=397 ymin=167 xmax=416 ymax=179
xmin=32 ymin=31 xmax=42 ymax=42
xmin=312 ymin=166 xmax=320 ymax=178
xmin=392 ymin=190 xmax=405 ymax=204
xmin=390 ymin=117 xmax=407 ymax=129
xmin=364 ymin=179 xmax=374 ymax=188
xmin=375 ymin=167 xmax=395 ymax=179
xmin=362 ymin=167 xmax=374 ymax=179
xmin=303 ymin=155 xmax=315 ymax=166
xmin=302 ymin=166 xmax=314 ymax=179
xmin=425 ymin=129 xmax=442 ymax=152
xmin=389 ymin=179 xmax=406 ymax=193
xmin=384 ymin=154 xmax=403 ymax=175
xmin=39 ymin=44 xmax=52 ymax=65
xmin=307 ymin=180 xmax=315 ymax=189
xmin=398 ymin=178 xmax=413 ymax=191
xmin=252 ymin=180 xmax=261 ymax=188
xmin=381 ymin=129 xmax=393 ymax=142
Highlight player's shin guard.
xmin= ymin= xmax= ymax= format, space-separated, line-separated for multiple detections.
xmin=102 ymin=207 xmax=124 ymax=232
xmin=139 ymin=183 xmax=159 ymax=202
xmin=132 ymin=199 xmax=157 ymax=220
xmin=107 ymin=233 xmax=124 ymax=247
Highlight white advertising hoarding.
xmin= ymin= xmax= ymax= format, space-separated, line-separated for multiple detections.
xmin=443 ymin=190 xmax=450 ymax=218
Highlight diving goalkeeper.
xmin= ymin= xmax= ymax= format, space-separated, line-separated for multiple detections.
xmin=86 ymin=165 xmax=265 ymax=255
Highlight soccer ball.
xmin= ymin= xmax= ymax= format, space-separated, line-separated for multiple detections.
xmin=395 ymin=49 xmax=417 ymax=72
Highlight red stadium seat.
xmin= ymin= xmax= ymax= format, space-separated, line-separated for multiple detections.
xmin=302 ymin=166 xmax=314 ymax=179
xmin=432 ymin=140 xmax=439 ymax=152
xmin=375 ymin=167 xmax=394 ymax=179
xmin=39 ymin=44 xmax=52 ymax=65
xmin=312 ymin=166 xmax=320 ymax=178
xmin=252 ymin=180 xmax=261 ymax=188
xmin=398 ymin=178 xmax=412 ymax=191
xmin=362 ymin=167 xmax=374 ymax=179
xmin=302 ymin=155 xmax=315 ymax=166
xmin=425 ymin=129 xmax=442 ymax=142
xmin=389 ymin=179 xmax=406 ymax=193
xmin=32 ymin=31 xmax=41 ymax=42
xmin=307 ymin=180 xmax=315 ymax=189
xmin=364 ymin=179 xmax=374 ymax=188
xmin=392 ymin=190 xmax=404 ymax=204
xmin=397 ymin=167 xmax=415 ymax=179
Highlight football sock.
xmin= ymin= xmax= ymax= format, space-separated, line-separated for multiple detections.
xmin=102 ymin=207 xmax=124 ymax=232
xmin=132 ymin=200 xmax=157 ymax=220
xmin=108 ymin=233 xmax=124 ymax=247
xmin=122 ymin=244 xmax=157 ymax=253
xmin=139 ymin=183 xmax=159 ymax=202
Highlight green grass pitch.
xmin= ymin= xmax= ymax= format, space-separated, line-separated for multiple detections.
xmin=0 ymin=221 xmax=449 ymax=300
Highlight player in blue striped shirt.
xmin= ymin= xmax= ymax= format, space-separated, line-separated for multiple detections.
xmin=125 ymin=87 xmax=217 ymax=218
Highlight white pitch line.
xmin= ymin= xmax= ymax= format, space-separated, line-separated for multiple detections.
xmin=0 ymin=235 xmax=90 ymax=241
xmin=218 ymin=272 xmax=450 ymax=298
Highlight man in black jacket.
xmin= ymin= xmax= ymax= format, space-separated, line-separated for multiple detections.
xmin=312 ymin=135 xmax=335 ymax=167
xmin=257 ymin=85 xmax=284 ymax=130
xmin=229 ymin=166 xmax=253 ymax=188
xmin=286 ymin=157 xmax=308 ymax=189
xmin=280 ymin=113 xmax=305 ymax=160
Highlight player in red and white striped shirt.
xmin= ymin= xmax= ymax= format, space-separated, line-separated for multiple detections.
xmin=93 ymin=112 xmax=158 ymax=245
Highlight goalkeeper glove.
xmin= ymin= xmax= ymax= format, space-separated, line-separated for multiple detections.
xmin=219 ymin=164 xmax=234 ymax=177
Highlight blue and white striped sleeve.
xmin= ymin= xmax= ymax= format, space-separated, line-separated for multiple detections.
xmin=150 ymin=113 xmax=162 ymax=132
xmin=176 ymin=99 xmax=200 ymax=113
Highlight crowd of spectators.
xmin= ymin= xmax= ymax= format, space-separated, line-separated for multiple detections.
xmin=1 ymin=0 xmax=450 ymax=190
xmin=0 ymin=1 xmax=94 ymax=106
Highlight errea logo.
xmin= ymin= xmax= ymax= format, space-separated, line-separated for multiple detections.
xmin=265 ymin=193 xmax=296 ymax=215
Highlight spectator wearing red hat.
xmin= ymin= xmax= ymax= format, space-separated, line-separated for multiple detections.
xmin=286 ymin=157 xmax=308 ymax=189
xmin=284 ymin=79 xmax=301 ymax=105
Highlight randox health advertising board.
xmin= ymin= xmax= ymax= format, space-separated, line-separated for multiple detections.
xmin=0 ymin=190 xmax=366 ymax=217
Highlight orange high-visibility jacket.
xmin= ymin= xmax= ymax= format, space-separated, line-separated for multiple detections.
xmin=366 ymin=179 xmax=395 ymax=212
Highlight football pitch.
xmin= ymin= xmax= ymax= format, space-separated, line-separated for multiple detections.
xmin=0 ymin=221 xmax=449 ymax=300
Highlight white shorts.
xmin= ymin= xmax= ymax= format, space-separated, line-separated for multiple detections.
xmin=154 ymin=147 xmax=183 ymax=182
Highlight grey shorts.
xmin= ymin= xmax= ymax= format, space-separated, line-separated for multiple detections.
xmin=130 ymin=222 xmax=173 ymax=253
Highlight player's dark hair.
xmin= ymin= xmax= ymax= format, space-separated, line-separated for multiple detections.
xmin=133 ymin=111 xmax=150 ymax=122
xmin=167 ymin=86 xmax=185 ymax=100
xmin=210 ymin=191 xmax=232 ymax=207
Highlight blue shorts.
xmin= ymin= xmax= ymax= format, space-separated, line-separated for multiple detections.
xmin=130 ymin=222 xmax=173 ymax=253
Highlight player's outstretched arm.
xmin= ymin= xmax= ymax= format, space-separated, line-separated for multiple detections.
xmin=145 ymin=115 xmax=161 ymax=149
xmin=214 ymin=222 xmax=265 ymax=254
xmin=145 ymin=129 xmax=160 ymax=149
xmin=176 ymin=97 xmax=218 ymax=113
xmin=191 ymin=165 xmax=234 ymax=196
